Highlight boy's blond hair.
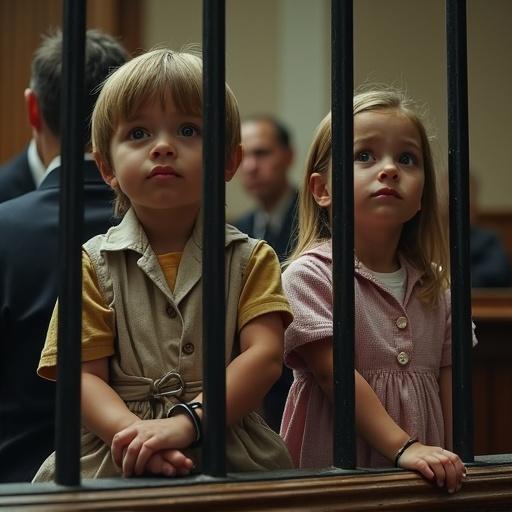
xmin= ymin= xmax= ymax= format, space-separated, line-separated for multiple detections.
xmin=92 ymin=48 xmax=241 ymax=216
xmin=292 ymin=88 xmax=449 ymax=306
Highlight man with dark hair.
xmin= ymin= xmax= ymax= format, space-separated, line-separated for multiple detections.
xmin=0 ymin=29 xmax=128 ymax=482
xmin=0 ymin=29 xmax=127 ymax=202
xmin=234 ymin=116 xmax=298 ymax=432
xmin=235 ymin=116 xmax=298 ymax=263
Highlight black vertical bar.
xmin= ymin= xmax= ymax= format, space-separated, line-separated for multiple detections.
xmin=331 ymin=0 xmax=356 ymax=468
xmin=446 ymin=0 xmax=474 ymax=463
xmin=202 ymin=0 xmax=226 ymax=477
xmin=54 ymin=0 xmax=86 ymax=485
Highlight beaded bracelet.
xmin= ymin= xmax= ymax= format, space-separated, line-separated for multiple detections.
xmin=394 ymin=437 xmax=419 ymax=467
xmin=167 ymin=401 xmax=203 ymax=448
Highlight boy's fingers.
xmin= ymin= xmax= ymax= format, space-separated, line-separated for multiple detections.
xmin=111 ymin=429 xmax=136 ymax=468
xmin=134 ymin=443 xmax=155 ymax=476
xmin=122 ymin=437 xmax=143 ymax=477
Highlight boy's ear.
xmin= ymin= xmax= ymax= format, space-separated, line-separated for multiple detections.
xmin=224 ymin=144 xmax=243 ymax=182
xmin=94 ymin=152 xmax=118 ymax=190
xmin=309 ymin=172 xmax=331 ymax=208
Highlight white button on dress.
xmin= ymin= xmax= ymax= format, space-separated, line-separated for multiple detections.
xmin=396 ymin=316 xmax=408 ymax=329
xmin=397 ymin=351 xmax=410 ymax=365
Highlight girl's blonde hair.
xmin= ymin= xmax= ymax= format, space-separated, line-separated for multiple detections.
xmin=292 ymin=89 xmax=449 ymax=305
xmin=91 ymin=48 xmax=241 ymax=217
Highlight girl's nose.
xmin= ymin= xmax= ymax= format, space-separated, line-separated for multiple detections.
xmin=378 ymin=161 xmax=399 ymax=181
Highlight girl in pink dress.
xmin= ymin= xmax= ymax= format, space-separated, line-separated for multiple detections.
xmin=281 ymin=89 xmax=472 ymax=493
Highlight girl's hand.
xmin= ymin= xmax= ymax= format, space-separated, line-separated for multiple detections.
xmin=111 ymin=415 xmax=196 ymax=477
xmin=398 ymin=442 xmax=467 ymax=493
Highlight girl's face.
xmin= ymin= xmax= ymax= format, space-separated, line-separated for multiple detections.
xmin=352 ymin=108 xmax=425 ymax=233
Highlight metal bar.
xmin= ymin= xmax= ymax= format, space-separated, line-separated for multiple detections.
xmin=446 ymin=0 xmax=474 ymax=463
xmin=202 ymin=0 xmax=227 ymax=477
xmin=331 ymin=0 xmax=356 ymax=469
xmin=54 ymin=0 xmax=86 ymax=485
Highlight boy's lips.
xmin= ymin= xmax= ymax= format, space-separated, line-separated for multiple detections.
xmin=148 ymin=166 xmax=179 ymax=178
xmin=371 ymin=187 xmax=401 ymax=199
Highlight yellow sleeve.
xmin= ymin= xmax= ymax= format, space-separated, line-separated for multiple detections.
xmin=38 ymin=251 xmax=116 ymax=380
xmin=237 ymin=241 xmax=293 ymax=332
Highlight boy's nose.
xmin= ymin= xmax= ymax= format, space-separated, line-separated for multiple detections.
xmin=151 ymin=137 xmax=175 ymax=159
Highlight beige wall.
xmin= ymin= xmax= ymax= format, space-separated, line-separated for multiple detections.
xmin=143 ymin=0 xmax=512 ymax=217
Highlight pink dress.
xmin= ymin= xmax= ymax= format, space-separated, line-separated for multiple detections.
xmin=281 ymin=241 xmax=470 ymax=469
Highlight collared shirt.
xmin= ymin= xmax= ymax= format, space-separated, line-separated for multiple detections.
xmin=40 ymin=152 xmax=95 ymax=185
xmin=253 ymin=187 xmax=296 ymax=239
xmin=27 ymin=139 xmax=46 ymax=187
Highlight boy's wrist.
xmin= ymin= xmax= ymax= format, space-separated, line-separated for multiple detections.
xmin=167 ymin=402 xmax=203 ymax=448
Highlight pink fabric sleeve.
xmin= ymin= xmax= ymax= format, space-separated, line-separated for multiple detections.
xmin=441 ymin=288 xmax=478 ymax=368
xmin=282 ymin=256 xmax=333 ymax=370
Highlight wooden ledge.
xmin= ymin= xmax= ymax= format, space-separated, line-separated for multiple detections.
xmin=0 ymin=461 xmax=511 ymax=511
xmin=472 ymin=288 xmax=512 ymax=321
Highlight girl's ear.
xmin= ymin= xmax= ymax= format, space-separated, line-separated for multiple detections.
xmin=309 ymin=172 xmax=331 ymax=208
xmin=94 ymin=152 xmax=118 ymax=190
xmin=224 ymin=144 xmax=243 ymax=182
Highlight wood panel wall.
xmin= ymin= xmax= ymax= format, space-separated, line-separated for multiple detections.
xmin=0 ymin=0 xmax=142 ymax=164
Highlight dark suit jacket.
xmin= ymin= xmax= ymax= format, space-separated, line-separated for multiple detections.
xmin=471 ymin=226 xmax=512 ymax=287
xmin=233 ymin=189 xmax=298 ymax=263
xmin=0 ymin=148 xmax=36 ymax=203
xmin=0 ymin=160 xmax=115 ymax=482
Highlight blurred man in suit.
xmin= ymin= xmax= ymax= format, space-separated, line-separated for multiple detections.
xmin=234 ymin=116 xmax=298 ymax=262
xmin=0 ymin=29 xmax=128 ymax=482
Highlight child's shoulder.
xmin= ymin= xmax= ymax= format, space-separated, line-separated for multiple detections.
xmin=283 ymin=240 xmax=332 ymax=284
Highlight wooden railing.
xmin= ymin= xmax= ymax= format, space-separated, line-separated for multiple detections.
xmin=1 ymin=458 xmax=511 ymax=511
xmin=472 ymin=288 xmax=512 ymax=456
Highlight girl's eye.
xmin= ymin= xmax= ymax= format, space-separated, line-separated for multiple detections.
xmin=355 ymin=151 xmax=373 ymax=163
xmin=399 ymin=153 xmax=415 ymax=165
xmin=129 ymin=128 xmax=150 ymax=140
xmin=179 ymin=125 xmax=200 ymax=137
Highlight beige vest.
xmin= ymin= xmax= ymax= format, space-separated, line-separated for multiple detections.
xmin=33 ymin=209 xmax=291 ymax=481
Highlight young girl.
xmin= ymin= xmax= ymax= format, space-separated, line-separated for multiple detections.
xmin=33 ymin=48 xmax=292 ymax=480
xmin=281 ymin=89 xmax=472 ymax=493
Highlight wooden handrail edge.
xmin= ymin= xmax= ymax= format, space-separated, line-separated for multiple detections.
xmin=0 ymin=461 xmax=511 ymax=511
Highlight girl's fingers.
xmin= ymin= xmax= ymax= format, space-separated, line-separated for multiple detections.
xmin=425 ymin=454 xmax=447 ymax=489
xmin=438 ymin=452 xmax=458 ymax=493
xmin=410 ymin=458 xmax=434 ymax=481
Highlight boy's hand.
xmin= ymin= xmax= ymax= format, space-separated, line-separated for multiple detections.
xmin=111 ymin=415 xmax=196 ymax=477
xmin=143 ymin=449 xmax=194 ymax=477
xmin=398 ymin=443 xmax=467 ymax=493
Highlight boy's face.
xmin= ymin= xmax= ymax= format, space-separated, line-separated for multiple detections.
xmin=101 ymin=96 xmax=204 ymax=215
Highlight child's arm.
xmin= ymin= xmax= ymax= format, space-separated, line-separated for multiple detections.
xmin=224 ymin=311 xmax=284 ymax=423
xmin=297 ymin=337 xmax=466 ymax=493
xmin=439 ymin=366 xmax=453 ymax=450
xmin=83 ymin=358 xmax=194 ymax=477
xmin=114 ymin=311 xmax=285 ymax=476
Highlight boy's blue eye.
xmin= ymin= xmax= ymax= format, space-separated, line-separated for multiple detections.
xmin=180 ymin=125 xmax=199 ymax=137
xmin=129 ymin=128 xmax=150 ymax=140
xmin=355 ymin=151 xmax=373 ymax=162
